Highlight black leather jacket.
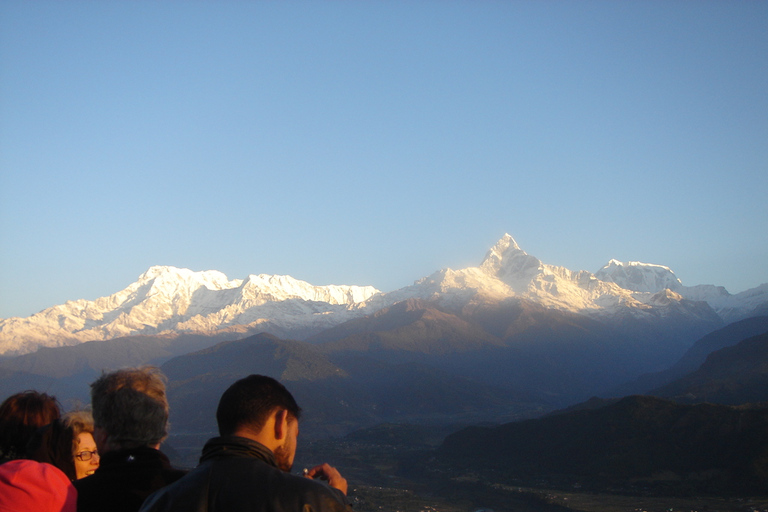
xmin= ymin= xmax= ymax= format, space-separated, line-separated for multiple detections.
xmin=139 ymin=436 xmax=352 ymax=512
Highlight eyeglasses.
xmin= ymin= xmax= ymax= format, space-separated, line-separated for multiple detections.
xmin=75 ymin=450 xmax=99 ymax=461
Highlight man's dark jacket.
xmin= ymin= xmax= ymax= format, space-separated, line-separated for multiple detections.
xmin=74 ymin=446 xmax=187 ymax=512
xmin=139 ymin=436 xmax=352 ymax=512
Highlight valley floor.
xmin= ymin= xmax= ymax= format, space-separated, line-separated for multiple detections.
xmin=166 ymin=433 xmax=768 ymax=512
xmin=347 ymin=484 xmax=768 ymax=512
xmin=296 ymin=436 xmax=768 ymax=512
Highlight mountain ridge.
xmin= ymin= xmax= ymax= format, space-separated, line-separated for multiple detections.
xmin=438 ymin=394 xmax=768 ymax=495
xmin=652 ymin=329 xmax=768 ymax=404
xmin=613 ymin=316 xmax=768 ymax=395
xmin=0 ymin=267 xmax=380 ymax=356
xmin=1 ymin=234 xmax=765 ymax=356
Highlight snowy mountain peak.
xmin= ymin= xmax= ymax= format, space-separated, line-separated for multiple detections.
xmin=480 ymin=233 xmax=520 ymax=267
xmin=240 ymin=274 xmax=379 ymax=305
xmin=601 ymin=260 xmax=674 ymax=273
xmin=479 ymin=234 xmax=545 ymax=290
xmin=480 ymin=234 xmax=526 ymax=272
xmin=499 ymin=233 xmax=521 ymax=250
xmin=595 ymin=260 xmax=683 ymax=294
xmin=138 ymin=265 xmax=241 ymax=292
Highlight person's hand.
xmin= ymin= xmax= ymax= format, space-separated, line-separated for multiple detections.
xmin=305 ymin=463 xmax=348 ymax=495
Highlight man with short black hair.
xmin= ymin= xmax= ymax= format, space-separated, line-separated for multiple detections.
xmin=74 ymin=367 xmax=186 ymax=512
xmin=140 ymin=374 xmax=353 ymax=512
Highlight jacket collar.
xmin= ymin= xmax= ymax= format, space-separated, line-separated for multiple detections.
xmin=99 ymin=446 xmax=172 ymax=469
xmin=200 ymin=436 xmax=277 ymax=468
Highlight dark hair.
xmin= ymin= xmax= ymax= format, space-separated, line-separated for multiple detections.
xmin=25 ymin=419 xmax=77 ymax=480
xmin=90 ymin=366 xmax=169 ymax=449
xmin=0 ymin=391 xmax=61 ymax=460
xmin=216 ymin=375 xmax=301 ymax=436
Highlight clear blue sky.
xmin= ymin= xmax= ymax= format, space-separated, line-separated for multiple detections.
xmin=1 ymin=1 xmax=766 ymax=319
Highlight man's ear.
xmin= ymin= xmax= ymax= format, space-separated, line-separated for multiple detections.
xmin=273 ymin=408 xmax=289 ymax=441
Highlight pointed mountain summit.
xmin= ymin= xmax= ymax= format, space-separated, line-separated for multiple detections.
xmin=479 ymin=233 xmax=524 ymax=271
xmin=479 ymin=233 xmax=545 ymax=290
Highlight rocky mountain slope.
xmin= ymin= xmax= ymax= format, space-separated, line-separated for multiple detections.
xmin=160 ymin=332 xmax=533 ymax=438
xmin=652 ymin=329 xmax=768 ymax=404
xmin=615 ymin=316 xmax=768 ymax=394
xmin=310 ymin=297 xmax=717 ymax=401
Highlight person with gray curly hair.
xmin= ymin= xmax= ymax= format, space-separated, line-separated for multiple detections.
xmin=73 ymin=367 xmax=186 ymax=512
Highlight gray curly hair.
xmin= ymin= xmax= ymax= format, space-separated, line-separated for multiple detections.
xmin=62 ymin=410 xmax=95 ymax=455
xmin=90 ymin=366 xmax=169 ymax=449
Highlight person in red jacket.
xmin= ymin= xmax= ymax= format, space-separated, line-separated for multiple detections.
xmin=0 ymin=459 xmax=77 ymax=512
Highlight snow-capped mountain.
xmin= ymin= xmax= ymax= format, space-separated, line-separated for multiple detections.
xmin=373 ymin=235 xmax=726 ymax=321
xmin=1 ymin=234 xmax=765 ymax=356
xmin=369 ymin=234 xmax=626 ymax=311
xmin=0 ymin=266 xmax=379 ymax=356
xmin=595 ymin=260 xmax=683 ymax=293
xmin=596 ymin=259 xmax=768 ymax=323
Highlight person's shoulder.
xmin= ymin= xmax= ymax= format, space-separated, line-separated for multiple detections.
xmin=161 ymin=465 xmax=188 ymax=483
xmin=72 ymin=471 xmax=100 ymax=491
xmin=139 ymin=462 xmax=213 ymax=512
xmin=72 ymin=473 xmax=109 ymax=512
